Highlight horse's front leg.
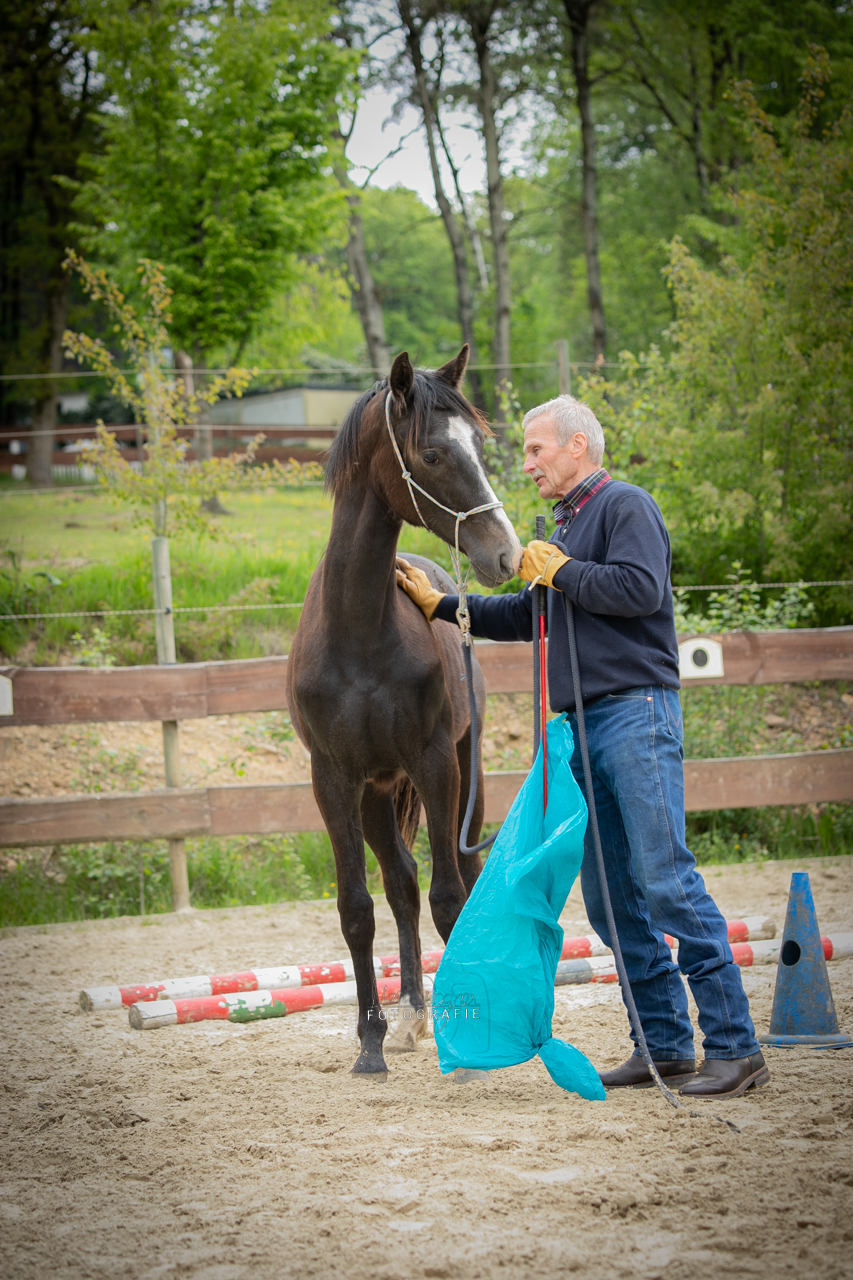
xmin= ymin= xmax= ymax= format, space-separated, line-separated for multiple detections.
xmin=409 ymin=733 xmax=467 ymax=944
xmin=361 ymin=783 xmax=427 ymax=1053
xmin=311 ymin=756 xmax=388 ymax=1076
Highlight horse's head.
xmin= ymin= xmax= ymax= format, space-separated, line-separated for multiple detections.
xmin=371 ymin=347 xmax=522 ymax=586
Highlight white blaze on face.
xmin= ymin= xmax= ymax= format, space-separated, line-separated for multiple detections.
xmin=446 ymin=415 xmax=522 ymax=568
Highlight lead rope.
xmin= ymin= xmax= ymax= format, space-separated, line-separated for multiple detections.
xmin=385 ymin=390 xmax=500 ymax=856
xmin=562 ymin=592 xmax=738 ymax=1133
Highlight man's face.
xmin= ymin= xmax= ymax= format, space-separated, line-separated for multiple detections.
xmin=522 ymin=415 xmax=588 ymax=500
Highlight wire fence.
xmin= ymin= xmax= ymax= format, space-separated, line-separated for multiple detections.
xmin=0 ymin=358 xmax=630 ymax=383
xmin=2 ymin=581 xmax=851 ymax=624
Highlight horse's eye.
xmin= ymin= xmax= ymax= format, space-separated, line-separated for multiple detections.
xmin=423 ymin=450 xmax=439 ymax=465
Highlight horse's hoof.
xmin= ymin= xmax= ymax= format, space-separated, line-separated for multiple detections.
xmin=350 ymin=1045 xmax=389 ymax=1078
xmin=386 ymin=997 xmax=428 ymax=1053
xmin=350 ymin=1065 xmax=389 ymax=1082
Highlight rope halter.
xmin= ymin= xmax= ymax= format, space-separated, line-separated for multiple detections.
xmin=385 ymin=389 xmax=504 ymax=643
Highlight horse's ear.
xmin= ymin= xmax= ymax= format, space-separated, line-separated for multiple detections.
xmin=389 ymin=351 xmax=414 ymax=403
xmin=435 ymin=344 xmax=469 ymax=389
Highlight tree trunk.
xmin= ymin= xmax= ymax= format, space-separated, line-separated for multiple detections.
xmin=400 ymin=2 xmax=483 ymax=406
xmin=689 ymin=47 xmax=710 ymax=205
xmin=468 ymin=17 xmax=511 ymax=411
xmin=29 ymin=280 xmax=68 ymax=487
xmin=342 ymin=187 xmax=390 ymax=378
xmin=562 ymin=0 xmax=606 ymax=361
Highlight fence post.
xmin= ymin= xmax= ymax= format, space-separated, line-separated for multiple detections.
xmin=557 ymin=339 xmax=571 ymax=396
xmin=151 ymin=535 xmax=191 ymax=912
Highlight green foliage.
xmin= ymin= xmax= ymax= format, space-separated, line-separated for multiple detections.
xmin=500 ymin=135 xmax=696 ymax=374
xmin=237 ymin=259 xmax=363 ymax=379
xmin=0 ymin=542 xmax=318 ymax=664
xmin=62 ymin=253 xmax=320 ymax=539
xmin=0 ymin=547 xmax=64 ymax=643
xmin=0 ymin=831 xmax=379 ymax=926
xmin=586 ymin=58 xmax=853 ymax=623
xmin=0 ymin=0 xmax=104 ymax=414
xmin=686 ymin=804 xmax=853 ymax=865
xmin=673 ymin=562 xmax=815 ymax=633
xmin=77 ymin=0 xmax=355 ymax=360
xmin=360 ymin=186 xmax=462 ymax=366
xmin=69 ymin=626 xmax=115 ymax=668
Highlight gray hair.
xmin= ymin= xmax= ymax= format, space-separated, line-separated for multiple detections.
xmin=522 ymin=395 xmax=605 ymax=467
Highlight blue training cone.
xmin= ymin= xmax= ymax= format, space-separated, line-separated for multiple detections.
xmin=759 ymin=871 xmax=853 ymax=1049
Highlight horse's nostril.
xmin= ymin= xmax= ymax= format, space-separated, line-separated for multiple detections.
xmin=499 ymin=552 xmax=514 ymax=579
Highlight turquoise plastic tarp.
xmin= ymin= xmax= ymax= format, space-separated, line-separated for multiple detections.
xmin=433 ymin=714 xmax=606 ymax=1100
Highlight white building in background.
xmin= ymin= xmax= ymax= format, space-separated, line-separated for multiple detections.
xmin=209 ymin=385 xmax=360 ymax=430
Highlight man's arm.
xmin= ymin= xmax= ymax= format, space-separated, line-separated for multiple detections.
xmin=433 ymin=585 xmax=534 ymax=641
xmin=551 ymin=496 xmax=668 ymax=617
xmin=396 ymin=558 xmax=534 ymax=640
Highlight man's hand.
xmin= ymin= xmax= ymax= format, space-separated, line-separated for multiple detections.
xmin=518 ymin=539 xmax=572 ymax=590
xmin=395 ymin=558 xmax=446 ymax=621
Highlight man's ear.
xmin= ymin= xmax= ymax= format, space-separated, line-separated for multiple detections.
xmin=389 ymin=351 xmax=414 ymax=404
xmin=435 ymin=344 xmax=469 ymax=389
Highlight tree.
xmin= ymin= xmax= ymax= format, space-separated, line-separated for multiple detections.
xmin=559 ymin=0 xmax=607 ymax=358
xmin=591 ymin=52 xmax=853 ymax=620
xmin=359 ymin=186 xmax=461 ymax=364
xmin=397 ymin=0 xmax=484 ymax=405
xmin=79 ymin=0 xmax=354 ymax=367
xmin=333 ymin=137 xmax=392 ymax=378
xmin=453 ymin=1 xmax=514 ymax=404
xmin=0 ymin=0 xmax=103 ymax=485
xmin=62 ymin=251 xmax=318 ymax=908
xmin=606 ymin=0 xmax=853 ymax=204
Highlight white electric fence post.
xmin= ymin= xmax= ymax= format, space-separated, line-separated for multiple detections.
xmin=145 ymin=348 xmax=191 ymax=913
xmin=557 ymin=339 xmax=571 ymax=396
xmin=151 ymin=532 xmax=190 ymax=912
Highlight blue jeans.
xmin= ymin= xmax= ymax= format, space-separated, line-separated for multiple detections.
xmin=567 ymin=685 xmax=759 ymax=1061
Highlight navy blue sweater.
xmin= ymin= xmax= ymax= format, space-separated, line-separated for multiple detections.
xmin=434 ymin=479 xmax=680 ymax=712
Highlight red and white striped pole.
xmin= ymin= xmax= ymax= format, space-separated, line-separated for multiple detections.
xmin=81 ymin=950 xmax=445 ymax=1012
xmin=555 ymin=934 xmax=853 ymax=988
xmin=80 ymin=917 xmax=777 ymax=1011
xmin=129 ymin=975 xmax=435 ymax=1031
xmin=125 ymin=934 xmax=853 ymax=1030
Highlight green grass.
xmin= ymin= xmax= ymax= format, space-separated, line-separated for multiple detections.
xmin=0 ymin=832 xmax=412 ymax=928
xmin=681 ymin=683 xmax=853 ymax=759
xmin=0 ymin=486 xmax=477 ymax=664
xmin=0 ymin=485 xmax=333 ymax=564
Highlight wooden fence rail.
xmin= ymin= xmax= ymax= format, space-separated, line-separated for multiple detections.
xmin=1 ymin=626 xmax=851 ymax=849
xmin=1 ymin=750 xmax=850 ymax=849
xmin=2 ymin=627 xmax=852 ymax=727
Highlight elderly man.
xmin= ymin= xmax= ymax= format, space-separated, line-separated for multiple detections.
xmin=397 ymin=394 xmax=768 ymax=1100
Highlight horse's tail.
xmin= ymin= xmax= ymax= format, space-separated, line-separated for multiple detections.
xmin=394 ymin=777 xmax=421 ymax=851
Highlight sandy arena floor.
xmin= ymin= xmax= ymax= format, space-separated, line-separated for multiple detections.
xmin=1 ymin=856 xmax=852 ymax=1280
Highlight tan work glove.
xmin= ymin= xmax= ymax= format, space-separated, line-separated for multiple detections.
xmin=518 ymin=539 xmax=572 ymax=590
xmin=395 ymin=558 xmax=446 ymax=621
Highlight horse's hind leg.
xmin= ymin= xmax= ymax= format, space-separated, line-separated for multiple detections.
xmin=361 ymin=783 xmax=427 ymax=1052
xmin=456 ymin=726 xmax=484 ymax=897
xmin=311 ymin=759 xmax=388 ymax=1076
xmin=408 ymin=734 xmax=467 ymax=944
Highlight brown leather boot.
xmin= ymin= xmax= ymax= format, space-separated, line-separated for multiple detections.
xmin=598 ymin=1056 xmax=697 ymax=1089
xmin=679 ymin=1052 xmax=769 ymax=1099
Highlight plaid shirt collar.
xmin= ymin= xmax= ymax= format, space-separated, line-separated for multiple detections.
xmin=553 ymin=468 xmax=611 ymax=526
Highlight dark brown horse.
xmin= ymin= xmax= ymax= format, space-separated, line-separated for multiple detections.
xmin=286 ymin=346 xmax=520 ymax=1076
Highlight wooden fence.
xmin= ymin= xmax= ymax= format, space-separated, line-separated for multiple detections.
xmin=0 ymin=424 xmax=337 ymax=472
xmin=1 ymin=627 xmax=852 ymax=849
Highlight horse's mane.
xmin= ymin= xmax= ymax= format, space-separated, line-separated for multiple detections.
xmin=324 ymin=369 xmax=488 ymax=496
